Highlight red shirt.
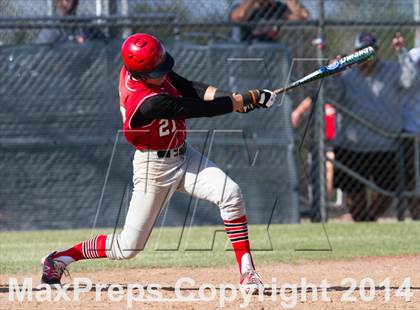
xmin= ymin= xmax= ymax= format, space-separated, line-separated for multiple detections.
xmin=118 ymin=67 xmax=186 ymax=151
xmin=324 ymin=103 xmax=336 ymax=141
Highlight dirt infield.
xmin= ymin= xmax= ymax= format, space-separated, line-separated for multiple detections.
xmin=1 ymin=255 xmax=419 ymax=309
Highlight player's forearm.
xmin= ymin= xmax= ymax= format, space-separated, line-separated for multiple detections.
xmin=203 ymin=86 xmax=218 ymax=101
xmin=133 ymin=95 xmax=234 ymax=126
xmin=203 ymin=86 xmax=233 ymax=101
xmin=169 ymin=96 xmax=235 ymax=118
xmin=169 ymin=71 xmax=230 ymax=101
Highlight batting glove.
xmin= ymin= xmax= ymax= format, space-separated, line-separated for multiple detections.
xmin=244 ymin=89 xmax=277 ymax=110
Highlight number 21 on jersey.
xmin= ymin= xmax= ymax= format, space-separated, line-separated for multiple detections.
xmin=159 ymin=119 xmax=176 ymax=137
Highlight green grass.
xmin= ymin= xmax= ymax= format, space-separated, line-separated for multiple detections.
xmin=1 ymin=222 xmax=419 ymax=274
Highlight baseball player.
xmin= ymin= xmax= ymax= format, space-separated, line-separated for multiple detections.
xmin=41 ymin=33 xmax=277 ymax=291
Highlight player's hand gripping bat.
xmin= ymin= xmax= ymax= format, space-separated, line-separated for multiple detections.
xmin=273 ymin=46 xmax=376 ymax=94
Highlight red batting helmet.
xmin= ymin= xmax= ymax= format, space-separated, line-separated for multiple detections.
xmin=121 ymin=33 xmax=174 ymax=79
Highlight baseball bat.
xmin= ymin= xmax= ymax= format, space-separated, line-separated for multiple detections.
xmin=273 ymin=46 xmax=376 ymax=94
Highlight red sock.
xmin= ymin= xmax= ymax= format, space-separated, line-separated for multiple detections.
xmin=224 ymin=215 xmax=255 ymax=274
xmin=52 ymin=235 xmax=108 ymax=264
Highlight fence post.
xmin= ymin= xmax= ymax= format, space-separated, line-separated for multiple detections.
xmin=311 ymin=0 xmax=327 ymax=222
xmin=47 ymin=0 xmax=53 ymax=16
xmin=120 ymin=0 xmax=131 ymax=38
xmin=414 ymin=0 xmax=420 ymax=47
xmin=397 ymin=138 xmax=406 ymax=221
xmin=107 ymin=0 xmax=118 ymax=38
xmin=95 ymin=0 xmax=102 ymax=17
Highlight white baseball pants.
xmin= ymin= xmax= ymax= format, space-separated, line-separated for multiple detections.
xmin=106 ymin=144 xmax=246 ymax=260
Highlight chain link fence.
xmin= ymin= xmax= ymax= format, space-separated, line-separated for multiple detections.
xmin=1 ymin=0 xmax=420 ymax=230
xmin=0 ymin=40 xmax=298 ymax=230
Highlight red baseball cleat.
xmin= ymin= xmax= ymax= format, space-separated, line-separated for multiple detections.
xmin=40 ymin=252 xmax=69 ymax=285
xmin=240 ymin=269 xmax=264 ymax=294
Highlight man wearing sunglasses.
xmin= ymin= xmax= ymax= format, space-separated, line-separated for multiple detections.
xmin=40 ymin=33 xmax=277 ymax=293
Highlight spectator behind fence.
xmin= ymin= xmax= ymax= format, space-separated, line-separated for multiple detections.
xmin=291 ymin=97 xmax=337 ymax=204
xmin=393 ymin=32 xmax=420 ymax=220
xmin=324 ymin=32 xmax=419 ymax=221
xmin=228 ymin=0 xmax=309 ymax=42
xmin=36 ymin=0 xmax=106 ymax=44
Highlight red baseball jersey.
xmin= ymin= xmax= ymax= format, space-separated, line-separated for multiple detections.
xmin=118 ymin=67 xmax=186 ymax=151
